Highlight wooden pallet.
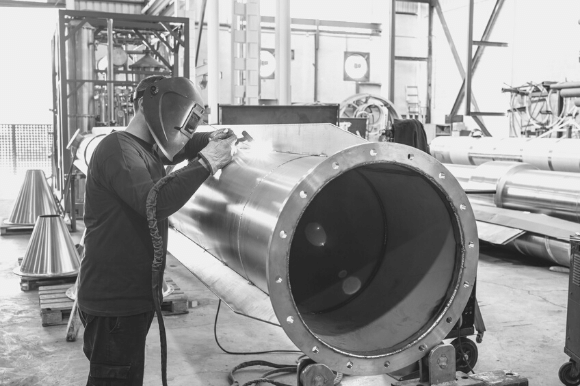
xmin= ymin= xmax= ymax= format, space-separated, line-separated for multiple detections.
xmin=39 ymin=283 xmax=75 ymax=327
xmin=20 ymin=275 xmax=76 ymax=292
xmin=1 ymin=218 xmax=34 ymax=236
xmin=162 ymin=277 xmax=189 ymax=316
xmin=38 ymin=277 xmax=188 ymax=327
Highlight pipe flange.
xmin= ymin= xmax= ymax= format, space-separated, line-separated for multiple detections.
xmin=267 ymin=142 xmax=478 ymax=375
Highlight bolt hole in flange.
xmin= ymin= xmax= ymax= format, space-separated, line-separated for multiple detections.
xmin=288 ymin=163 xmax=461 ymax=356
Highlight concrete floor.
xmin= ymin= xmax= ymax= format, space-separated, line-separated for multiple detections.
xmin=0 ymin=197 xmax=571 ymax=386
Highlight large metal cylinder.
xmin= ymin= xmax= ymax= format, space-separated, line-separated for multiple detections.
xmin=75 ymin=124 xmax=479 ymax=375
xmin=444 ymin=161 xmax=578 ymax=266
xmin=169 ymin=125 xmax=478 ymax=375
xmin=431 ymin=136 xmax=580 ymax=173
xmin=445 ymin=161 xmax=580 ymax=223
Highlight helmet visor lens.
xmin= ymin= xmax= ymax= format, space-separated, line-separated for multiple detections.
xmin=180 ymin=102 xmax=205 ymax=137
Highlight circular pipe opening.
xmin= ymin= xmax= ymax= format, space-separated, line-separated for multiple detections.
xmin=289 ymin=163 xmax=460 ymax=356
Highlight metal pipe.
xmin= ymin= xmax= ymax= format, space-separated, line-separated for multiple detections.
xmin=276 ymin=0 xmax=291 ymax=104
xmin=508 ymin=233 xmax=570 ymax=267
xmin=107 ymin=19 xmax=115 ymax=124
xmin=431 ymin=136 xmax=580 ymax=173
xmin=75 ymin=124 xmax=479 ymax=375
xmin=207 ymin=0 xmax=219 ymax=123
xmin=560 ymin=88 xmax=580 ymax=98
xmin=67 ymin=20 xmax=95 ymax=134
xmin=445 ymin=161 xmax=580 ymax=223
xmin=551 ymin=81 xmax=580 ymax=90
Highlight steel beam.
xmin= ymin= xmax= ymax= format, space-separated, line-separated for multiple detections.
xmin=0 ymin=0 xmax=64 ymax=7
xmin=195 ymin=0 xmax=207 ymax=67
xmin=389 ymin=0 xmax=396 ymax=102
xmin=394 ymin=56 xmax=428 ymax=62
xmin=433 ymin=0 xmax=489 ymax=135
xmin=133 ymin=29 xmax=173 ymax=70
xmin=152 ymin=30 xmax=173 ymax=51
xmin=473 ymin=40 xmax=508 ymax=47
xmin=426 ymin=3 xmax=433 ymax=123
xmin=107 ymin=18 xmax=115 ymax=124
xmin=450 ymin=0 xmax=507 ymax=118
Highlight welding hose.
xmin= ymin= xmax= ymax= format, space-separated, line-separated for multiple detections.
xmin=146 ymin=164 xmax=193 ymax=386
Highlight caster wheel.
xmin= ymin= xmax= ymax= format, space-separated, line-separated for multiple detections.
xmin=559 ymin=361 xmax=580 ymax=386
xmin=451 ymin=338 xmax=478 ymax=374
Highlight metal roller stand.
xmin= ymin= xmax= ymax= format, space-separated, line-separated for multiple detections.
xmin=559 ymin=236 xmax=580 ymax=386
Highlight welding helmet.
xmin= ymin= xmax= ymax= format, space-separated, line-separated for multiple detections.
xmin=137 ymin=77 xmax=205 ymax=162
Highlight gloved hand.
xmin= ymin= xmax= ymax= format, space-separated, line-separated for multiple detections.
xmin=209 ymin=128 xmax=234 ymax=141
xmin=199 ymin=129 xmax=237 ymax=174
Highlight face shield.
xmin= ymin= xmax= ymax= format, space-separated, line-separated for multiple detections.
xmin=141 ymin=77 xmax=205 ymax=162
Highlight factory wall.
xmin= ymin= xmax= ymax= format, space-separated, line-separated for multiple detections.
xmin=431 ymin=0 xmax=580 ymax=137
xmin=193 ymin=0 xmax=392 ymax=108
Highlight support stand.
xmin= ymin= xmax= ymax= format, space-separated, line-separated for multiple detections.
xmin=296 ymin=344 xmax=528 ymax=386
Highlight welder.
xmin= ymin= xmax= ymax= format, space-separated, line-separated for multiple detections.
xmin=77 ymin=75 xmax=236 ymax=386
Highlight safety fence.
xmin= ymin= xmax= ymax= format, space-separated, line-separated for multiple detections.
xmin=0 ymin=124 xmax=53 ymax=177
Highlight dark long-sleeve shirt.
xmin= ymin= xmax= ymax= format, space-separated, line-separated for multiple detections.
xmin=78 ymin=130 xmax=210 ymax=316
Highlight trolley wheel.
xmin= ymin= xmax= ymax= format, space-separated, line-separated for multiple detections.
xmin=451 ymin=337 xmax=478 ymax=374
xmin=559 ymin=361 xmax=580 ymax=386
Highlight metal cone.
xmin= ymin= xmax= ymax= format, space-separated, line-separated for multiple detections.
xmin=14 ymin=215 xmax=80 ymax=278
xmin=7 ymin=170 xmax=57 ymax=226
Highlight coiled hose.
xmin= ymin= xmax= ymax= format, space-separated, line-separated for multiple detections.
xmin=146 ymin=164 xmax=192 ymax=386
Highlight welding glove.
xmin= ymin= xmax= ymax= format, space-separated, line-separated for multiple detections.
xmin=209 ymin=128 xmax=234 ymax=141
xmin=198 ymin=129 xmax=237 ymax=174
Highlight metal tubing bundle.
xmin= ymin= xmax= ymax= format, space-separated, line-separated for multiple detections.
xmin=431 ymin=136 xmax=580 ymax=173
xmin=444 ymin=161 xmax=580 ymax=266
xmin=445 ymin=162 xmax=580 ymax=223
xmin=76 ymin=124 xmax=479 ymax=375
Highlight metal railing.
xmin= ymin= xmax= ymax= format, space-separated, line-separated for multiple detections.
xmin=0 ymin=124 xmax=53 ymax=176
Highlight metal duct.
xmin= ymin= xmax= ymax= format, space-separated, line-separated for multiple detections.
xmin=443 ymin=161 xmax=580 ymax=266
xmin=445 ymin=162 xmax=580 ymax=223
xmin=67 ymin=20 xmax=95 ymax=134
xmin=508 ymin=233 xmax=571 ymax=267
xmin=73 ymin=132 xmax=107 ymax=175
xmin=431 ymin=136 xmax=580 ymax=173
xmin=75 ymin=124 xmax=479 ymax=375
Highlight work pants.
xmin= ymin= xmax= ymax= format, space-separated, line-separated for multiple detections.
xmin=80 ymin=310 xmax=155 ymax=386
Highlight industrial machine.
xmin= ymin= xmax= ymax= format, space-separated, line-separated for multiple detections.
xmin=71 ymin=123 xmax=526 ymax=385
xmin=51 ymin=10 xmax=190 ymax=212
xmin=559 ymin=235 xmax=580 ymax=385
xmin=340 ymin=94 xmax=399 ymax=142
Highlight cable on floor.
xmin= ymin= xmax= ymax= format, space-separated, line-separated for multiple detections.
xmin=214 ymin=299 xmax=302 ymax=355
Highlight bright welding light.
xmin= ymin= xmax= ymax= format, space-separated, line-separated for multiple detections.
xmin=238 ymin=139 xmax=274 ymax=156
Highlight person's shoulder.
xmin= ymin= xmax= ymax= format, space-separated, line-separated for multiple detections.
xmin=98 ymin=131 xmax=140 ymax=154
xmin=93 ymin=132 xmax=138 ymax=165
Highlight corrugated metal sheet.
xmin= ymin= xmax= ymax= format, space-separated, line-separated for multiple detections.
xmin=75 ymin=0 xmax=143 ymax=14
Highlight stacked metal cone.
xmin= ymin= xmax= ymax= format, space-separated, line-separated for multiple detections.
xmin=14 ymin=215 xmax=80 ymax=278
xmin=6 ymin=169 xmax=57 ymax=226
